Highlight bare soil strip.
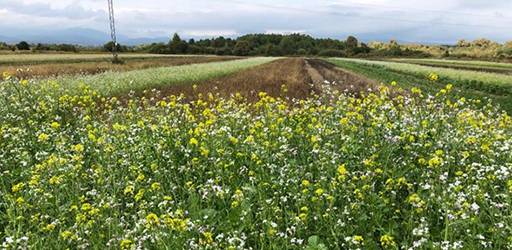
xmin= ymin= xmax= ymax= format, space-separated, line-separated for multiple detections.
xmin=305 ymin=59 xmax=379 ymax=94
xmin=1 ymin=56 xmax=241 ymax=79
xmin=140 ymin=58 xmax=316 ymax=102
xmin=135 ymin=58 xmax=378 ymax=103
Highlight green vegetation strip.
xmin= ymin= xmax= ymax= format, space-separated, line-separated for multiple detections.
xmin=327 ymin=58 xmax=512 ymax=113
xmin=391 ymin=58 xmax=512 ymax=69
xmin=46 ymin=57 xmax=276 ymax=96
xmin=331 ymin=58 xmax=512 ymax=96
xmin=388 ymin=58 xmax=512 ymax=74
xmin=0 ymin=53 xmax=205 ymax=66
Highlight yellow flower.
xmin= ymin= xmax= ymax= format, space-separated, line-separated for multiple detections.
xmin=124 ymin=185 xmax=134 ymax=195
xmin=2 ymin=71 xmax=11 ymax=80
xmin=120 ymin=239 xmax=134 ymax=249
xmin=229 ymin=136 xmax=239 ymax=144
xmin=45 ymin=223 xmax=56 ymax=232
xmin=135 ymin=189 xmax=145 ymax=202
xmin=411 ymin=87 xmax=422 ymax=95
xmin=380 ymin=234 xmax=396 ymax=248
xmin=136 ymin=173 xmax=145 ymax=182
xmin=20 ymin=79 xmax=29 ymax=86
xmin=16 ymin=197 xmax=25 ymax=205
xmin=302 ymin=180 xmax=310 ymax=187
xmin=11 ymin=182 xmax=25 ymax=193
xmin=315 ymin=188 xmax=324 ymax=196
xmin=189 ymin=138 xmax=199 ymax=146
xmin=38 ymin=133 xmax=49 ymax=142
xmin=151 ymin=182 xmax=161 ymax=191
xmin=50 ymin=122 xmax=60 ymax=129
xmin=146 ymin=213 xmax=160 ymax=227
xmin=73 ymin=144 xmax=84 ymax=153
xmin=428 ymin=72 xmax=439 ymax=81
xmin=337 ymin=164 xmax=347 ymax=176
xmin=390 ymin=81 xmax=397 ymax=86
xmin=353 ymin=235 xmax=364 ymax=244
xmin=49 ymin=175 xmax=63 ymax=185
xmin=428 ymin=156 xmax=442 ymax=168
xmin=60 ymin=230 xmax=74 ymax=240
xmin=202 ymin=231 xmax=214 ymax=245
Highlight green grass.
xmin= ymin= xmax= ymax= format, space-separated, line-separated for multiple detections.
xmin=331 ymin=58 xmax=512 ymax=91
xmin=391 ymin=58 xmax=512 ymax=69
xmin=327 ymin=58 xmax=512 ymax=113
xmin=389 ymin=58 xmax=512 ymax=74
xmin=0 ymin=53 xmax=211 ymax=66
xmin=43 ymin=57 xmax=277 ymax=96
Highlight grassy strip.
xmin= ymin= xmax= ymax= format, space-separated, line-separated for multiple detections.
xmin=0 ymin=53 xmax=206 ymax=66
xmin=45 ymin=57 xmax=277 ymax=96
xmin=332 ymin=58 xmax=512 ymax=94
xmin=388 ymin=59 xmax=512 ymax=74
xmin=391 ymin=58 xmax=512 ymax=69
xmin=327 ymin=58 xmax=512 ymax=113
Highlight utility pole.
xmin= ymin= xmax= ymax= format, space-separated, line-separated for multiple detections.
xmin=107 ymin=0 xmax=121 ymax=63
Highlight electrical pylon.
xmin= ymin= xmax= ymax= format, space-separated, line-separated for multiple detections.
xmin=107 ymin=0 xmax=121 ymax=63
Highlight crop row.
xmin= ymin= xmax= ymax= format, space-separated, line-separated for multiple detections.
xmin=327 ymin=59 xmax=512 ymax=113
xmin=40 ymin=57 xmax=276 ymax=96
xmin=331 ymin=58 xmax=512 ymax=95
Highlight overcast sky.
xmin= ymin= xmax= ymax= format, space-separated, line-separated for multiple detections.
xmin=1 ymin=0 xmax=511 ymax=43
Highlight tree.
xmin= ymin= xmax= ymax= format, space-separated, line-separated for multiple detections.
xmin=16 ymin=41 xmax=30 ymax=50
xmin=103 ymin=41 xmax=127 ymax=53
xmin=279 ymin=36 xmax=296 ymax=55
xmin=233 ymin=41 xmax=250 ymax=56
xmin=346 ymin=36 xmax=358 ymax=49
xmin=169 ymin=33 xmax=188 ymax=54
xmin=457 ymin=39 xmax=470 ymax=48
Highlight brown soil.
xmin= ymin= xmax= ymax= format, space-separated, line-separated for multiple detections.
xmin=138 ymin=58 xmax=317 ymax=102
xmin=305 ymin=59 xmax=379 ymax=94
xmin=129 ymin=58 xmax=380 ymax=104
xmin=0 ymin=56 xmax=241 ymax=79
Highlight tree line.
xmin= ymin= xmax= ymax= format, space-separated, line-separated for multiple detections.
xmin=138 ymin=33 xmax=375 ymax=57
xmin=2 ymin=34 xmax=511 ymax=59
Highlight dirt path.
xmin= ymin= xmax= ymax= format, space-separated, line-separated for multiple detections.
xmin=305 ymin=58 xmax=379 ymax=94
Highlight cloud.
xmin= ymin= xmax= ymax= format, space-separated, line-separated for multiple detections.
xmin=2 ymin=0 xmax=106 ymax=20
xmin=1 ymin=0 xmax=511 ymax=43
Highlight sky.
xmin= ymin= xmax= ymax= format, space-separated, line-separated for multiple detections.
xmin=0 ymin=0 xmax=511 ymax=44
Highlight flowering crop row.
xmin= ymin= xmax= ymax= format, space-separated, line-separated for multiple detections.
xmin=0 ymin=75 xmax=511 ymax=249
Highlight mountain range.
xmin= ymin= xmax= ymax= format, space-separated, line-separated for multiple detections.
xmin=0 ymin=28 xmax=169 ymax=46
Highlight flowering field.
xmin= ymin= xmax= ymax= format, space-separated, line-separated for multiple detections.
xmin=328 ymin=58 xmax=512 ymax=114
xmin=1 ymin=71 xmax=512 ymax=249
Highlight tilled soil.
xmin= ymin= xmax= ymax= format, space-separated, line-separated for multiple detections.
xmin=143 ymin=58 xmax=317 ymax=102
xmin=305 ymin=58 xmax=379 ymax=94
xmin=126 ymin=57 xmax=379 ymax=103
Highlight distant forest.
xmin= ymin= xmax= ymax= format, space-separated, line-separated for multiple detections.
xmin=2 ymin=33 xmax=512 ymax=59
xmin=136 ymin=33 xmax=425 ymax=58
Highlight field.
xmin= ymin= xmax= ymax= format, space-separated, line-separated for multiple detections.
xmin=389 ymin=58 xmax=512 ymax=74
xmin=0 ymin=54 xmax=241 ymax=79
xmin=1 ymin=54 xmax=512 ymax=249
xmin=328 ymin=58 xmax=512 ymax=113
